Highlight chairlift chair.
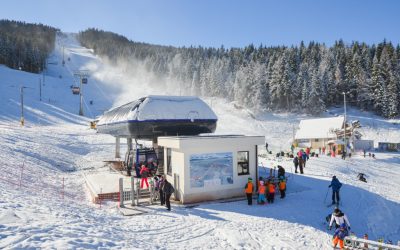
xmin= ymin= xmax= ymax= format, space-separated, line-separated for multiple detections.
xmin=72 ymin=86 xmax=80 ymax=95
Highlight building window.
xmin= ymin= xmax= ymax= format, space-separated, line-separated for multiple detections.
xmin=237 ymin=151 xmax=249 ymax=176
xmin=167 ymin=148 xmax=172 ymax=176
xmin=315 ymin=139 xmax=319 ymax=142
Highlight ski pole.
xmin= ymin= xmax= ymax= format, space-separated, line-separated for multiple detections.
xmin=324 ymin=186 xmax=330 ymax=204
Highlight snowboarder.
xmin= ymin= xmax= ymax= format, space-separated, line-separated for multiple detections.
xmin=332 ymin=223 xmax=349 ymax=250
xmin=257 ymin=181 xmax=266 ymax=204
xmin=244 ymin=178 xmax=254 ymax=205
xmin=357 ymin=173 xmax=367 ymax=182
xmin=293 ymin=156 xmax=299 ymax=173
xmin=162 ymin=179 xmax=175 ymax=211
xmin=329 ymin=208 xmax=351 ymax=230
xmin=140 ymin=164 xmax=150 ymax=189
xmin=341 ymin=150 xmax=346 ymax=160
xmin=278 ymin=176 xmax=286 ymax=199
xmin=266 ymin=180 xmax=276 ymax=203
xmin=277 ymin=165 xmax=285 ymax=179
xmin=329 ymin=176 xmax=342 ymax=205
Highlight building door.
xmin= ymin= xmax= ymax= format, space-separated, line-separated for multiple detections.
xmin=174 ymin=173 xmax=180 ymax=201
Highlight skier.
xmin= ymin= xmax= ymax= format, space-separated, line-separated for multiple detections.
xmin=298 ymin=156 xmax=304 ymax=174
xmin=265 ymin=142 xmax=269 ymax=153
xmin=363 ymin=149 xmax=366 ymax=158
xmin=341 ymin=150 xmax=346 ymax=160
xmin=278 ymin=176 xmax=286 ymax=199
xmin=277 ymin=165 xmax=285 ymax=179
xmin=302 ymin=150 xmax=307 ymax=168
xmin=332 ymin=223 xmax=349 ymax=250
xmin=329 ymin=176 xmax=342 ymax=205
xmin=244 ymin=177 xmax=254 ymax=205
xmin=257 ymin=181 xmax=266 ymax=204
xmin=140 ymin=164 xmax=150 ymax=189
xmin=329 ymin=208 xmax=351 ymax=230
xmin=158 ymin=175 xmax=165 ymax=205
xmin=266 ymin=180 xmax=276 ymax=203
xmin=306 ymin=147 xmax=311 ymax=160
xmin=293 ymin=156 xmax=299 ymax=173
xmin=162 ymin=179 xmax=175 ymax=211
xmin=126 ymin=152 xmax=133 ymax=176
xmin=357 ymin=173 xmax=367 ymax=182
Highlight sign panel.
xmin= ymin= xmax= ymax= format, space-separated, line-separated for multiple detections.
xmin=189 ymin=152 xmax=233 ymax=188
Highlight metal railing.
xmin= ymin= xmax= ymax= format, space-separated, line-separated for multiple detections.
xmin=345 ymin=236 xmax=400 ymax=250
xmin=119 ymin=177 xmax=156 ymax=207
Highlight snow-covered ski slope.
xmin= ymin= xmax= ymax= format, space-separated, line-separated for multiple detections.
xmin=0 ymin=33 xmax=399 ymax=249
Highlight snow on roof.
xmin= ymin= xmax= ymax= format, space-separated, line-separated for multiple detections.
xmin=135 ymin=95 xmax=218 ymax=121
xmin=97 ymin=95 xmax=218 ymax=125
xmin=295 ymin=116 xmax=344 ymax=139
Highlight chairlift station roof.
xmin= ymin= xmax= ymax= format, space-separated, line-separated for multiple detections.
xmin=96 ymin=95 xmax=218 ymax=139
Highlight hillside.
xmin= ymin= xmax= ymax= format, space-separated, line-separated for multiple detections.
xmin=0 ymin=33 xmax=399 ymax=249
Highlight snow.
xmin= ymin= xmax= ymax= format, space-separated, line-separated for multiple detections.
xmin=295 ymin=116 xmax=344 ymax=140
xmin=0 ymin=32 xmax=400 ymax=249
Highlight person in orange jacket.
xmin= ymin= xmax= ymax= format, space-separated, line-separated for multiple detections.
xmin=257 ymin=181 xmax=266 ymax=204
xmin=244 ymin=177 xmax=254 ymax=205
xmin=266 ymin=180 xmax=276 ymax=203
xmin=278 ymin=176 xmax=286 ymax=199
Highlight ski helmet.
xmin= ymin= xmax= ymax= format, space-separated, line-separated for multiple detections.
xmin=340 ymin=223 xmax=346 ymax=228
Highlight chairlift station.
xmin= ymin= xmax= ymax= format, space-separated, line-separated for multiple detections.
xmin=86 ymin=95 xmax=264 ymax=205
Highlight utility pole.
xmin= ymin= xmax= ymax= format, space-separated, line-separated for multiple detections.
xmin=39 ymin=78 xmax=42 ymax=101
xmin=20 ymin=86 xmax=27 ymax=126
xmin=74 ymin=70 xmax=89 ymax=116
xmin=343 ymin=92 xmax=347 ymax=151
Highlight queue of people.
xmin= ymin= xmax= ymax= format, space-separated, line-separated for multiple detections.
xmin=245 ymin=165 xmax=287 ymax=206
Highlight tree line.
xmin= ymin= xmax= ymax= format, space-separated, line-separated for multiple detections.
xmin=78 ymin=28 xmax=400 ymax=118
xmin=0 ymin=20 xmax=57 ymax=73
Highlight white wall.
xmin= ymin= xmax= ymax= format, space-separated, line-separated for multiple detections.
xmin=159 ymin=136 xmax=264 ymax=203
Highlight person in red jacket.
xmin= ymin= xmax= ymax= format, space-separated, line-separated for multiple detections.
xmin=140 ymin=164 xmax=150 ymax=189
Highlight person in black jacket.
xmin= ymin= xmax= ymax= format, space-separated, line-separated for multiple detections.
xmin=162 ymin=179 xmax=175 ymax=211
xmin=293 ymin=156 xmax=299 ymax=173
xmin=277 ymin=165 xmax=285 ymax=179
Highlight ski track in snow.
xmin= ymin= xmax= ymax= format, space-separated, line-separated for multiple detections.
xmin=0 ymin=32 xmax=400 ymax=249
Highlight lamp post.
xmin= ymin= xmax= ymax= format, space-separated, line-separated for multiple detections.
xmin=342 ymin=92 xmax=349 ymax=152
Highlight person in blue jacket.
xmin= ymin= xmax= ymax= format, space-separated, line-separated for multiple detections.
xmin=332 ymin=223 xmax=349 ymax=249
xmin=301 ymin=150 xmax=307 ymax=168
xmin=329 ymin=176 xmax=342 ymax=205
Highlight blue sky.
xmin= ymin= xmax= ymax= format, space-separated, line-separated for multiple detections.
xmin=1 ymin=0 xmax=399 ymax=48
